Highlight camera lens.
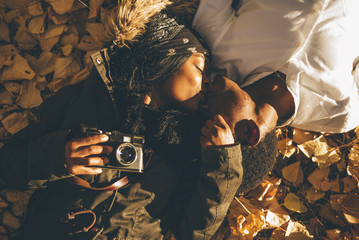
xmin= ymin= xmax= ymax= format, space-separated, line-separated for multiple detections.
xmin=115 ymin=143 xmax=137 ymax=166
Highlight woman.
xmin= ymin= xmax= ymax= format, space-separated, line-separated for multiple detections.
xmin=2 ymin=8 xmax=243 ymax=240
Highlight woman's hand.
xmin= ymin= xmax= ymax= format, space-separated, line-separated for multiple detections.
xmin=65 ymin=134 xmax=111 ymax=175
xmin=200 ymin=114 xmax=235 ymax=148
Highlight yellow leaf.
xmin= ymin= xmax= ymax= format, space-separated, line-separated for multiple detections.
xmin=60 ymin=25 xmax=79 ymax=46
xmin=77 ymin=35 xmax=103 ymax=51
xmin=53 ymin=56 xmax=81 ymax=80
xmin=283 ymin=193 xmax=308 ymax=213
xmin=347 ymin=161 xmax=359 ymax=185
xmin=292 ymin=128 xmax=317 ymax=145
xmin=348 ymin=146 xmax=359 ymax=165
xmin=36 ymin=51 xmax=56 ymax=76
xmin=312 ymin=150 xmax=341 ymax=169
xmin=47 ymin=7 xmax=68 ymax=25
xmin=265 ymin=198 xmax=290 ymax=228
xmin=297 ymin=135 xmax=331 ymax=158
xmin=0 ymin=91 xmax=14 ymax=105
xmin=86 ymin=22 xmax=109 ymax=43
xmin=3 ymin=82 xmax=21 ymax=97
xmin=281 ymin=161 xmax=303 ymax=186
xmin=0 ymin=44 xmax=19 ymax=56
xmin=230 ymin=211 xmax=266 ymax=239
xmin=0 ymin=55 xmax=13 ymax=69
xmin=1 ymin=54 xmax=35 ymax=81
xmin=285 ymin=220 xmax=314 ymax=239
xmin=307 ymin=167 xmax=330 ymax=190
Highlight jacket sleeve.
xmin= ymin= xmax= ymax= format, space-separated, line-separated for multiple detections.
xmin=0 ymin=83 xmax=84 ymax=189
xmin=173 ymin=144 xmax=243 ymax=240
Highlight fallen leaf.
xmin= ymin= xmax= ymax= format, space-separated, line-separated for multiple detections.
xmin=60 ymin=25 xmax=79 ymax=46
xmin=307 ymin=167 xmax=330 ymax=191
xmin=27 ymin=2 xmax=44 ymax=16
xmin=28 ymin=13 xmax=46 ymax=34
xmin=348 ymin=145 xmax=359 ymax=165
xmin=341 ymin=177 xmax=356 ymax=193
xmin=1 ymin=54 xmax=35 ymax=81
xmin=53 ymin=55 xmax=81 ymax=80
xmin=329 ymin=176 xmax=341 ymax=193
xmin=298 ymin=135 xmax=332 ymax=158
xmin=44 ymin=24 xmax=68 ymax=39
xmin=45 ymin=0 xmax=76 ymax=15
xmin=0 ymin=91 xmax=13 ymax=105
xmin=14 ymin=27 xmax=38 ymax=51
xmin=47 ymin=7 xmax=68 ymax=25
xmin=285 ymin=220 xmax=314 ymax=239
xmin=1 ymin=111 xmax=30 ymax=135
xmin=271 ymin=226 xmax=286 ymax=240
xmin=37 ymin=34 xmax=60 ymax=51
xmin=3 ymin=82 xmax=21 ymax=96
xmin=77 ymin=35 xmax=103 ymax=51
xmin=305 ymin=186 xmax=326 ymax=203
xmin=61 ymin=44 xmax=73 ymax=56
xmin=35 ymin=75 xmax=47 ymax=91
xmin=16 ymin=78 xmax=43 ymax=108
xmin=229 ymin=211 xmax=266 ymax=239
xmin=312 ymin=150 xmax=341 ymax=169
xmin=86 ymin=22 xmax=109 ymax=43
xmin=3 ymin=9 xmax=21 ymax=24
xmin=292 ymin=129 xmax=317 ymax=145
xmin=2 ymin=210 xmax=21 ymax=231
xmin=347 ymin=161 xmax=359 ymax=185
xmin=265 ymin=198 xmax=290 ymax=228
xmin=88 ymin=0 xmax=104 ymax=19
xmin=281 ymin=161 xmax=303 ymax=186
xmin=0 ymin=44 xmax=18 ymax=56
xmin=70 ymin=68 xmax=90 ymax=85
xmin=325 ymin=229 xmax=341 ymax=240
xmin=336 ymin=158 xmax=347 ymax=172
xmin=34 ymin=51 xmax=56 ymax=76
xmin=283 ymin=193 xmax=308 ymax=213
xmin=0 ymin=20 xmax=10 ymax=42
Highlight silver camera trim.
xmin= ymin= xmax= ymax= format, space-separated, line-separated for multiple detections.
xmin=115 ymin=143 xmax=138 ymax=166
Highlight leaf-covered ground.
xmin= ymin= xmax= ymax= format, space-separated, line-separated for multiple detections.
xmin=0 ymin=1 xmax=358 ymax=240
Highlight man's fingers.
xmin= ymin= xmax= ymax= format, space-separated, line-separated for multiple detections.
xmin=70 ymin=134 xmax=109 ymax=150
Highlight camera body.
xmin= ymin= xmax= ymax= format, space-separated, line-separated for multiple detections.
xmin=83 ymin=128 xmax=144 ymax=172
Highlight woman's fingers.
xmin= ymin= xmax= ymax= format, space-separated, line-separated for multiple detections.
xmin=69 ymin=134 xmax=109 ymax=150
xmin=67 ymin=157 xmax=110 ymax=175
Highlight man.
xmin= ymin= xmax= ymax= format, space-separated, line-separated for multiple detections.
xmin=193 ymin=0 xmax=359 ymax=143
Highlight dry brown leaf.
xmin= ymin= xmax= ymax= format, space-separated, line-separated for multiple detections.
xmin=46 ymin=0 xmax=75 ymax=15
xmin=35 ymin=75 xmax=47 ymax=91
xmin=1 ymin=54 xmax=35 ymax=81
xmin=2 ymin=210 xmax=21 ymax=231
xmin=35 ymin=51 xmax=56 ymax=76
xmin=281 ymin=161 xmax=303 ymax=186
xmin=307 ymin=167 xmax=330 ymax=191
xmin=336 ymin=158 xmax=347 ymax=172
xmin=283 ymin=193 xmax=308 ymax=213
xmin=14 ymin=27 xmax=37 ymax=51
xmin=329 ymin=176 xmax=341 ymax=193
xmin=3 ymin=9 xmax=21 ymax=24
xmin=0 ymin=44 xmax=18 ymax=56
xmin=271 ymin=227 xmax=286 ymax=240
xmin=53 ymin=56 xmax=82 ymax=80
xmin=70 ymin=68 xmax=90 ymax=85
xmin=292 ymin=129 xmax=317 ymax=144
xmin=265 ymin=198 xmax=290 ymax=228
xmin=305 ymin=186 xmax=326 ymax=202
xmin=27 ymin=2 xmax=44 ymax=16
xmin=1 ymin=111 xmax=30 ymax=135
xmin=28 ymin=13 xmax=46 ymax=34
xmin=86 ymin=22 xmax=109 ymax=43
xmin=61 ymin=44 xmax=73 ymax=56
xmin=77 ymin=35 xmax=103 ymax=51
xmin=250 ymin=177 xmax=281 ymax=203
xmin=285 ymin=220 xmax=314 ymax=239
xmin=44 ymin=24 xmax=68 ymax=39
xmin=16 ymin=78 xmax=42 ymax=108
xmin=37 ymin=34 xmax=60 ymax=51
xmin=60 ymin=25 xmax=79 ymax=46
xmin=0 ymin=55 xmax=13 ymax=69
xmin=3 ymin=82 xmax=21 ymax=97
xmin=89 ymin=0 xmax=104 ymax=19
xmin=348 ymin=145 xmax=359 ymax=165
xmin=47 ymin=7 xmax=68 ymax=25
xmin=0 ymin=20 xmax=10 ymax=42
xmin=347 ymin=161 xmax=359 ymax=185
xmin=0 ymin=91 xmax=13 ymax=105
xmin=341 ymin=177 xmax=357 ymax=193
xmin=325 ymin=229 xmax=341 ymax=240
xmin=336 ymin=193 xmax=359 ymax=224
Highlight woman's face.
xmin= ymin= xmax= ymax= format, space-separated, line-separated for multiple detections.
xmin=160 ymin=53 xmax=209 ymax=111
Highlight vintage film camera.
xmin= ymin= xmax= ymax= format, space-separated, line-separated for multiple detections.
xmin=81 ymin=128 xmax=145 ymax=172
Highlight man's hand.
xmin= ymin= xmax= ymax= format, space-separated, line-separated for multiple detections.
xmin=65 ymin=134 xmax=111 ymax=175
xmin=200 ymin=114 xmax=235 ymax=148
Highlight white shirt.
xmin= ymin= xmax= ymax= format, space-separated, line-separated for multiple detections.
xmin=193 ymin=0 xmax=359 ymax=133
